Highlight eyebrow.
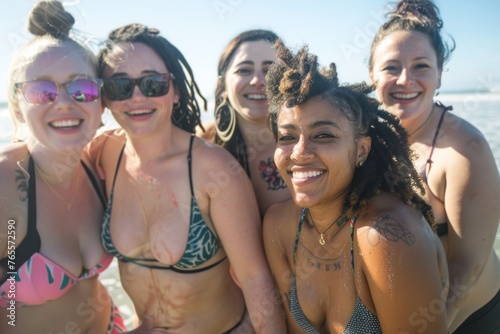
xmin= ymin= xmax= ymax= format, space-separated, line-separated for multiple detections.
xmin=278 ymin=119 xmax=341 ymax=131
xmin=235 ymin=60 xmax=275 ymax=67
xmin=108 ymin=69 xmax=165 ymax=78
xmin=33 ymin=73 xmax=94 ymax=82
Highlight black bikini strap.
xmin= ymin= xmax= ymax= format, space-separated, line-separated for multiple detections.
xmin=81 ymin=161 xmax=106 ymax=208
xmin=188 ymin=134 xmax=195 ymax=197
xmin=110 ymin=144 xmax=126 ymax=194
xmin=426 ymin=105 xmax=448 ymax=164
xmin=27 ymin=157 xmax=41 ymax=242
xmin=121 ymin=255 xmax=227 ymax=273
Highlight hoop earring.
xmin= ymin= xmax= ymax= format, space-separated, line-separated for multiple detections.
xmin=214 ymin=98 xmax=236 ymax=142
xmin=173 ymin=101 xmax=181 ymax=109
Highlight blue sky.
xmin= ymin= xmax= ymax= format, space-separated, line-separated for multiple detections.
xmin=1 ymin=0 xmax=499 ymax=109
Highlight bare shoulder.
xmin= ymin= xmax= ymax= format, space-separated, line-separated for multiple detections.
xmin=264 ymin=199 xmax=299 ymax=231
xmin=441 ymin=111 xmax=494 ymax=162
xmin=0 ymin=143 xmax=29 ymax=194
xmin=192 ymin=136 xmax=245 ymax=175
xmin=263 ymin=199 xmax=299 ymax=260
xmin=92 ymin=129 xmax=126 ymax=151
xmin=355 ymin=193 xmax=436 ymax=255
xmin=0 ymin=142 xmax=27 ymax=168
xmin=0 ymin=144 xmax=29 ymax=256
xmin=87 ymin=129 xmax=126 ymax=174
xmin=263 ymin=200 xmax=301 ymax=247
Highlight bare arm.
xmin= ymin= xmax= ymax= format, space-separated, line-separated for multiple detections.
xmin=263 ymin=203 xmax=295 ymax=333
xmin=443 ymin=134 xmax=500 ymax=330
xmin=361 ymin=213 xmax=448 ymax=333
xmin=207 ymin=148 xmax=286 ymax=334
xmin=0 ymin=146 xmax=29 ymax=276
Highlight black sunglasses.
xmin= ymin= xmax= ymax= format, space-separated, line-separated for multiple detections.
xmin=102 ymin=73 xmax=175 ymax=101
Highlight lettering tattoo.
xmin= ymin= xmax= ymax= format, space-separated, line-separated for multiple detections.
xmin=370 ymin=215 xmax=416 ymax=245
xmin=300 ymin=242 xmax=342 ymax=272
xmin=258 ymin=157 xmax=287 ymax=191
xmin=15 ymin=169 xmax=28 ymax=202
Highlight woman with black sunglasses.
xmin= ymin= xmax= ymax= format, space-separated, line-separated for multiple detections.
xmin=0 ymin=1 xmax=126 ymax=333
xmin=90 ymin=23 xmax=286 ymax=333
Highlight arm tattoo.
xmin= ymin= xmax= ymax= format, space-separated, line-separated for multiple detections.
xmin=370 ymin=215 xmax=415 ymax=245
xmin=15 ymin=169 xmax=28 ymax=202
xmin=259 ymin=157 xmax=287 ymax=191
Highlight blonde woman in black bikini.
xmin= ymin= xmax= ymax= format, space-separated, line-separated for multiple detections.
xmin=369 ymin=1 xmax=500 ymax=332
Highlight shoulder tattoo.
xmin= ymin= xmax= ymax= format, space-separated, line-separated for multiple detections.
xmin=369 ymin=214 xmax=415 ymax=246
xmin=15 ymin=169 xmax=29 ymax=202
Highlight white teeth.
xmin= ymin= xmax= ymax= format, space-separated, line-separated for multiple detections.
xmin=127 ymin=109 xmax=153 ymax=115
xmin=246 ymin=94 xmax=267 ymax=100
xmin=392 ymin=92 xmax=419 ymax=99
xmin=50 ymin=119 xmax=81 ymax=128
xmin=292 ymin=171 xmax=324 ymax=179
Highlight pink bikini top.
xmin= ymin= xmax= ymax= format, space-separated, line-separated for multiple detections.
xmin=0 ymin=252 xmax=112 ymax=307
xmin=0 ymin=157 xmax=110 ymax=307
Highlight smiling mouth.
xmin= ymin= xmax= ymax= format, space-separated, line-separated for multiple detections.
xmin=245 ymin=94 xmax=267 ymax=101
xmin=291 ymin=170 xmax=325 ymax=180
xmin=49 ymin=119 xmax=82 ymax=129
xmin=126 ymin=109 xmax=155 ymax=116
xmin=391 ymin=92 xmax=420 ymax=100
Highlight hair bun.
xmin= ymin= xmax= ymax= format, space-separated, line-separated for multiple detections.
xmin=390 ymin=0 xmax=443 ymax=30
xmin=28 ymin=1 xmax=75 ymax=38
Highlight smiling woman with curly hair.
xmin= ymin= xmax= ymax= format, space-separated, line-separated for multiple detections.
xmin=263 ymin=40 xmax=448 ymax=333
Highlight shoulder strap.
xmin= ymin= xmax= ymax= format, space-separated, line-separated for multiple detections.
xmin=188 ymin=134 xmax=195 ymax=197
xmin=26 ymin=157 xmax=42 ymax=250
xmin=427 ymin=103 xmax=449 ymax=164
xmin=293 ymin=208 xmax=307 ymax=265
xmin=81 ymin=161 xmax=106 ymax=208
xmin=110 ymin=144 xmax=126 ymax=194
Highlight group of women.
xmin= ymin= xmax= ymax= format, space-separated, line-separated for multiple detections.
xmin=0 ymin=0 xmax=498 ymax=333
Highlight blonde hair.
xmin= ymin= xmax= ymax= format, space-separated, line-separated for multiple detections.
xmin=8 ymin=0 xmax=97 ymax=142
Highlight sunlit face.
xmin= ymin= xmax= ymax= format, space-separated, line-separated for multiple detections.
xmin=274 ymin=96 xmax=370 ymax=208
xmin=15 ymin=44 xmax=102 ymax=152
xmin=224 ymin=40 xmax=276 ymax=124
xmin=102 ymin=42 xmax=179 ymax=139
xmin=370 ymin=30 xmax=441 ymax=128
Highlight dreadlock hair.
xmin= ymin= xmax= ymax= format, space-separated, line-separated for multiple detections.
xmin=267 ymin=40 xmax=435 ymax=228
xmin=369 ymin=0 xmax=455 ymax=71
xmin=214 ymin=29 xmax=279 ymax=176
xmin=97 ymin=24 xmax=206 ymax=133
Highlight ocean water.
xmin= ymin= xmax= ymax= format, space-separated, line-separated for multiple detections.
xmin=1 ymin=93 xmax=499 ymax=328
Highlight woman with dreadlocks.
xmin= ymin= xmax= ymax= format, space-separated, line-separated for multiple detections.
xmin=90 ymin=24 xmax=286 ymax=333
xmin=263 ymin=41 xmax=448 ymax=333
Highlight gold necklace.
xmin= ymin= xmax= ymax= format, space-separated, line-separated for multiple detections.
xmin=409 ymin=104 xmax=435 ymax=137
xmin=308 ymin=210 xmax=345 ymax=245
xmin=35 ymin=164 xmax=81 ymax=211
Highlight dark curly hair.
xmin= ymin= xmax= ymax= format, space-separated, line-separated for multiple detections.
xmin=369 ymin=0 xmax=455 ymax=71
xmin=214 ymin=29 xmax=279 ymax=176
xmin=267 ymin=40 xmax=435 ymax=227
xmin=97 ymin=24 xmax=206 ymax=133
